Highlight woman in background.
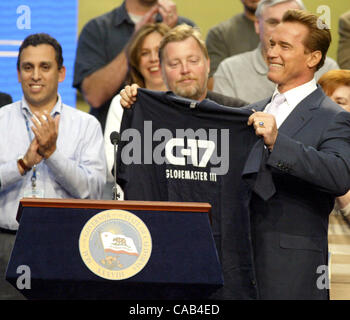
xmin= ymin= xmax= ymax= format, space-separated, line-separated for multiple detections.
xmin=104 ymin=23 xmax=170 ymax=196
xmin=318 ymin=69 xmax=350 ymax=299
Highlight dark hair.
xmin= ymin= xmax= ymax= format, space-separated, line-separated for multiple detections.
xmin=282 ymin=9 xmax=331 ymax=70
xmin=17 ymin=33 xmax=64 ymax=70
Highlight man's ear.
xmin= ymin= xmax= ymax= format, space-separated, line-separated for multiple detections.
xmin=307 ymin=51 xmax=322 ymax=69
xmin=58 ymin=65 xmax=66 ymax=83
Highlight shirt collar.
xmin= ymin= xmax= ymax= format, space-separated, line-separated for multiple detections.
xmin=272 ymin=78 xmax=317 ymax=107
xmin=21 ymin=94 xmax=63 ymax=118
xmin=113 ymin=1 xmax=134 ymax=26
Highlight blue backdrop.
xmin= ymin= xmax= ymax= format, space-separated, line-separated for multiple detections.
xmin=0 ymin=1 xmax=77 ymax=107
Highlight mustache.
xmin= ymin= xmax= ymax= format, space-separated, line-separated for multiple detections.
xmin=176 ymin=76 xmax=198 ymax=83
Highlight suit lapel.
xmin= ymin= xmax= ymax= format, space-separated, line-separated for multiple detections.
xmin=278 ymin=86 xmax=325 ymax=137
xmin=246 ymin=87 xmax=326 ymax=137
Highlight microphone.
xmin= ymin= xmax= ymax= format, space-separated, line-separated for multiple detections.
xmin=110 ymin=131 xmax=120 ymax=200
xmin=110 ymin=131 xmax=120 ymax=145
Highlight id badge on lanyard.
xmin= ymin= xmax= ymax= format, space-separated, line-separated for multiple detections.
xmin=23 ymin=165 xmax=44 ymax=198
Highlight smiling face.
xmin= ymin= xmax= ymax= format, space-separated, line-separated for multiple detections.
xmin=161 ymin=36 xmax=210 ymax=101
xmin=255 ymin=1 xmax=301 ymax=57
xmin=17 ymin=44 xmax=65 ymax=111
xmin=267 ymin=21 xmax=318 ymax=93
xmin=330 ymin=85 xmax=350 ymax=112
xmin=138 ymin=31 xmax=165 ymax=90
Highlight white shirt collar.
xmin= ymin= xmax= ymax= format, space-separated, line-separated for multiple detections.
xmin=272 ymin=78 xmax=317 ymax=109
xmin=267 ymin=78 xmax=317 ymax=128
xmin=21 ymin=94 xmax=62 ymax=118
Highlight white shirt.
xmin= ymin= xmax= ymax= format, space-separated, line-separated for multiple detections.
xmin=264 ymin=78 xmax=318 ymax=128
xmin=104 ymin=94 xmax=125 ymax=199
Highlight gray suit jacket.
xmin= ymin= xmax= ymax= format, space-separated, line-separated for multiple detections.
xmin=338 ymin=10 xmax=350 ymax=70
xmin=246 ymin=86 xmax=350 ymax=299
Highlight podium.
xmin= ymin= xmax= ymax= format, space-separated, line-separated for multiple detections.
xmin=6 ymin=198 xmax=223 ymax=300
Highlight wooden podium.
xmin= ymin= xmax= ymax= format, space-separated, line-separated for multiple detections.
xmin=6 ymin=198 xmax=223 ymax=300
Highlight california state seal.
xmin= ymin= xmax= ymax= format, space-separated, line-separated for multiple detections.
xmin=79 ymin=209 xmax=152 ymax=280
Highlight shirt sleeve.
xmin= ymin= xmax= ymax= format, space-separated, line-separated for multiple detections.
xmin=0 ymin=159 xmax=23 ymax=191
xmin=73 ymin=19 xmax=108 ymax=90
xmin=267 ymin=110 xmax=350 ymax=196
xmin=44 ymin=116 xmax=107 ymax=199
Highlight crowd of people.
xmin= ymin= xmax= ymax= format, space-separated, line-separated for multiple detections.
xmin=1 ymin=0 xmax=350 ymax=300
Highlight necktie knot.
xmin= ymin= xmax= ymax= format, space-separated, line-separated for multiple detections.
xmin=271 ymin=93 xmax=286 ymax=107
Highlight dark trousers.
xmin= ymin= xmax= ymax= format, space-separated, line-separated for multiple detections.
xmin=0 ymin=232 xmax=25 ymax=300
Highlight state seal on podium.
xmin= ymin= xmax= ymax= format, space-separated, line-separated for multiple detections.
xmin=79 ymin=209 xmax=152 ymax=280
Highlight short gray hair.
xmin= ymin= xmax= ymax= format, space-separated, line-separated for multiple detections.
xmin=255 ymin=0 xmax=306 ymax=18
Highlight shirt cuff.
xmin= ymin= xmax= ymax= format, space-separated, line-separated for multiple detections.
xmin=0 ymin=160 xmax=23 ymax=189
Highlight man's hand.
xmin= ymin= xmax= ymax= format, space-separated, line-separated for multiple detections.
xmin=31 ymin=111 xmax=60 ymax=159
xmin=134 ymin=5 xmax=159 ymax=32
xmin=247 ymin=111 xmax=278 ymax=151
xmin=17 ymin=138 xmax=44 ymax=175
xmin=134 ymin=0 xmax=178 ymax=32
xmin=120 ymin=84 xmax=140 ymax=109
xmin=158 ymin=0 xmax=178 ymax=28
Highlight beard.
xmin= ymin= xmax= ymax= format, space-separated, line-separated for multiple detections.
xmin=171 ymin=77 xmax=207 ymax=101
xmin=245 ymin=5 xmax=257 ymax=14
xmin=243 ymin=1 xmax=258 ymax=15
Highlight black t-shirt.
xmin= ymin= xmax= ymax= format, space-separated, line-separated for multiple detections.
xmin=117 ymin=89 xmax=275 ymax=299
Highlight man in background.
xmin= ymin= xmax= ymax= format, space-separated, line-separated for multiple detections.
xmin=206 ymin=0 xmax=261 ymax=89
xmin=337 ymin=10 xmax=350 ymax=70
xmin=73 ymin=0 xmax=195 ymax=132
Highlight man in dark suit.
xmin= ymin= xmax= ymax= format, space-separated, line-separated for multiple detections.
xmin=247 ymin=9 xmax=350 ymax=299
